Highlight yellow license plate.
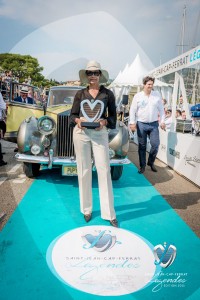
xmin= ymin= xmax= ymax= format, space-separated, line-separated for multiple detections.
xmin=62 ymin=166 xmax=77 ymax=176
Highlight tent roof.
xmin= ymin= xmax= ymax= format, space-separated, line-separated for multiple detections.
xmin=111 ymin=63 xmax=129 ymax=85
xmin=122 ymin=54 xmax=149 ymax=85
xmin=110 ymin=54 xmax=169 ymax=88
xmin=111 ymin=54 xmax=149 ymax=86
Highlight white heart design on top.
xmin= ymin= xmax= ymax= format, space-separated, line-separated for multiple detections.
xmin=80 ymin=99 xmax=104 ymax=122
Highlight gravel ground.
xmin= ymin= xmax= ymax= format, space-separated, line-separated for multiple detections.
xmin=128 ymin=142 xmax=200 ymax=237
xmin=0 ymin=140 xmax=33 ymax=230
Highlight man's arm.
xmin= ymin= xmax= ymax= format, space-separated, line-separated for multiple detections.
xmin=129 ymin=95 xmax=137 ymax=131
xmin=157 ymin=94 xmax=165 ymax=130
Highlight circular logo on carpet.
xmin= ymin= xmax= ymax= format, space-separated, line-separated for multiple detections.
xmin=46 ymin=226 xmax=159 ymax=296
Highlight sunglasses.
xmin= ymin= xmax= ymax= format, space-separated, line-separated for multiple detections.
xmin=86 ymin=70 xmax=101 ymax=76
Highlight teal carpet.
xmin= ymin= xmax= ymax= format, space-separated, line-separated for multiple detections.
xmin=0 ymin=164 xmax=199 ymax=300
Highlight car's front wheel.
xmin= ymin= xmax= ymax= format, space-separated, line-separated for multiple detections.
xmin=110 ymin=166 xmax=123 ymax=180
xmin=23 ymin=162 xmax=40 ymax=178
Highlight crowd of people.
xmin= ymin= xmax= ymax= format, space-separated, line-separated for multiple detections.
xmin=162 ymin=95 xmax=193 ymax=132
xmin=0 ymin=70 xmax=47 ymax=104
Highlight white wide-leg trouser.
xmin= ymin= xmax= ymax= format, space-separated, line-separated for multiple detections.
xmin=73 ymin=125 xmax=116 ymax=220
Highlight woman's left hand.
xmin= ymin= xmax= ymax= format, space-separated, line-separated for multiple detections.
xmin=95 ymin=119 xmax=107 ymax=131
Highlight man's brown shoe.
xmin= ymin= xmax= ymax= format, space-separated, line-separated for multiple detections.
xmin=147 ymin=162 xmax=157 ymax=172
xmin=138 ymin=167 xmax=145 ymax=174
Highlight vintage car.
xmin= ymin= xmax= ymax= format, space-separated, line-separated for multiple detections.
xmin=5 ymin=84 xmax=130 ymax=180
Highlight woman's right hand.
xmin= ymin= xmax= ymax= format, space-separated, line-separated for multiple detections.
xmin=75 ymin=118 xmax=85 ymax=129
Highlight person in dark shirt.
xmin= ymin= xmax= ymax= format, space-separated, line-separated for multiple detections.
xmin=14 ymin=86 xmax=34 ymax=104
xmin=70 ymin=60 xmax=118 ymax=227
xmin=0 ymin=92 xmax=7 ymax=166
xmin=0 ymin=142 xmax=7 ymax=166
xmin=0 ymin=91 xmax=6 ymax=135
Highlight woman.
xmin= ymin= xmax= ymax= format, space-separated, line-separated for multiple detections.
xmin=70 ymin=60 xmax=118 ymax=227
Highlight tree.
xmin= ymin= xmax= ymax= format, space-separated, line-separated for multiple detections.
xmin=0 ymin=53 xmax=45 ymax=85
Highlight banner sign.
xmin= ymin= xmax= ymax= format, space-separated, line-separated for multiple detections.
xmin=150 ymin=45 xmax=200 ymax=78
xmin=133 ymin=130 xmax=200 ymax=187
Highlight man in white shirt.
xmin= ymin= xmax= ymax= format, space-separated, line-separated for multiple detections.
xmin=129 ymin=76 xmax=165 ymax=174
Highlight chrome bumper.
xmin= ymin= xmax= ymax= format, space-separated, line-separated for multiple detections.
xmin=15 ymin=153 xmax=131 ymax=168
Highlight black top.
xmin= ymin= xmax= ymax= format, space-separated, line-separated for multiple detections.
xmin=14 ymin=96 xmax=34 ymax=104
xmin=70 ymin=85 xmax=116 ymax=129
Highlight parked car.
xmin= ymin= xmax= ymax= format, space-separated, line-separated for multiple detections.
xmin=6 ymin=85 xmax=130 ymax=180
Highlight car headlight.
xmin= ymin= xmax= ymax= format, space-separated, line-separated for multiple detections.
xmin=38 ymin=116 xmax=56 ymax=135
xmin=42 ymin=136 xmax=51 ymax=148
xmin=31 ymin=144 xmax=41 ymax=155
xmin=108 ymin=121 xmax=129 ymax=157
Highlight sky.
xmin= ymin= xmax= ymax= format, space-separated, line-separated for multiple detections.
xmin=0 ymin=0 xmax=200 ymax=81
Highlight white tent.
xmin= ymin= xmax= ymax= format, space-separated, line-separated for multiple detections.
xmin=109 ymin=54 xmax=149 ymax=104
xmin=109 ymin=54 xmax=172 ymax=105
xmin=113 ymin=70 xmax=122 ymax=83
xmin=122 ymin=54 xmax=149 ymax=85
xmin=111 ymin=63 xmax=129 ymax=86
xmin=110 ymin=54 xmax=149 ymax=87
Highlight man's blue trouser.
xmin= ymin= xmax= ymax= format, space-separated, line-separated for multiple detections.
xmin=137 ymin=121 xmax=160 ymax=168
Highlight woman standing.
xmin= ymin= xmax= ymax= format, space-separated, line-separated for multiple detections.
xmin=70 ymin=61 xmax=118 ymax=227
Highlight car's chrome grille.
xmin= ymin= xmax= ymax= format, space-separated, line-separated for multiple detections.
xmin=57 ymin=115 xmax=75 ymax=157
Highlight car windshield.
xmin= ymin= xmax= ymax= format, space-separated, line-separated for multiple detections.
xmin=0 ymin=82 xmax=42 ymax=105
xmin=48 ymin=88 xmax=79 ymax=106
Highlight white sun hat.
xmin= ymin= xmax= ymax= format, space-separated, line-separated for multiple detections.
xmin=79 ymin=60 xmax=109 ymax=84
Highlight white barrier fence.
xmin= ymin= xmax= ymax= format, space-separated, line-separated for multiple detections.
xmin=133 ymin=130 xmax=200 ymax=187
